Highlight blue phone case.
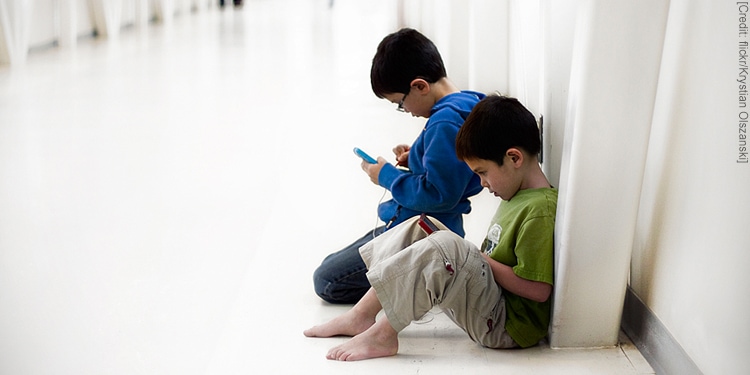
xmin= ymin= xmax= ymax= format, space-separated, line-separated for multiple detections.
xmin=353 ymin=147 xmax=377 ymax=164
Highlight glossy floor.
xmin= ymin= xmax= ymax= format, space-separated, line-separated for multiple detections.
xmin=0 ymin=0 xmax=654 ymax=373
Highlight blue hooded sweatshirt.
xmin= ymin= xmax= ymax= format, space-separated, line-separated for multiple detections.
xmin=376 ymin=90 xmax=485 ymax=237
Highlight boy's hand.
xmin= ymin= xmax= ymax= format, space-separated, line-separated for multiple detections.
xmin=392 ymin=144 xmax=410 ymax=167
xmin=361 ymin=157 xmax=387 ymax=185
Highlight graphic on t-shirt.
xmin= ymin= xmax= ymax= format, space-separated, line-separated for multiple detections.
xmin=483 ymin=223 xmax=502 ymax=254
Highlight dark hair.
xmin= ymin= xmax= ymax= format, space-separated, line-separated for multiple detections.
xmin=455 ymin=95 xmax=541 ymax=166
xmin=370 ymin=28 xmax=447 ymax=98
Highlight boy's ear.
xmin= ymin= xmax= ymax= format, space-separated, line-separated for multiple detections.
xmin=410 ymin=78 xmax=430 ymax=93
xmin=507 ymin=148 xmax=524 ymax=166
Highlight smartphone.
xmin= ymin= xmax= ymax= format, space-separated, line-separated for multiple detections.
xmin=418 ymin=213 xmax=440 ymax=235
xmin=353 ymin=147 xmax=377 ymax=164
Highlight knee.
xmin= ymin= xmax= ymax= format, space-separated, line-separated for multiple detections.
xmin=312 ymin=266 xmax=331 ymax=299
xmin=312 ymin=263 xmax=367 ymax=304
xmin=429 ymin=230 xmax=464 ymax=246
xmin=426 ymin=231 xmax=474 ymax=256
xmin=312 ymin=265 xmax=344 ymax=304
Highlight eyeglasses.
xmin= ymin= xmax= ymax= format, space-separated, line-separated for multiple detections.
xmin=396 ymin=92 xmax=408 ymax=112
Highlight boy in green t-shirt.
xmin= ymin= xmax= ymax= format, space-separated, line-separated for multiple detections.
xmin=304 ymin=95 xmax=557 ymax=361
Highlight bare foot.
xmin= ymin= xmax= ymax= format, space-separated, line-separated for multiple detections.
xmin=303 ymin=309 xmax=375 ymax=338
xmin=325 ymin=319 xmax=399 ymax=361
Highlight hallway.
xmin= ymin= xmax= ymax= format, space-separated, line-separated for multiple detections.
xmin=0 ymin=1 xmax=653 ymax=373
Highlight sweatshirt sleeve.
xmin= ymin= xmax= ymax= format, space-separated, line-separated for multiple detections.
xmin=377 ymin=120 xmax=475 ymax=212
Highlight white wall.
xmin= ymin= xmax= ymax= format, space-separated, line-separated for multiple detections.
xmin=0 ymin=0 xmax=215 ymax=64
xmin=535 ymin=0 xmax=747 ymax=372
xmin=399 ymin=0 xmax=747 ymax=373
xmin=27 ymin=0 xmax=56 ymax=47
xmin=630 ymin=1 xmax=750 ymax=374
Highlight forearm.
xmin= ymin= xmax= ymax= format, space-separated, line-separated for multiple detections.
xmin=481 ymin=253 xmax=552 ymax=303
xmin=379 ymin=163 xmax=470 ymax=211
xmin=379 ymin=125 xmax=476 ymax=211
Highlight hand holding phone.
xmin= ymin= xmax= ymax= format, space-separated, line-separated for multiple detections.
xmin=353 ymin=147 xmax=378 ymax=164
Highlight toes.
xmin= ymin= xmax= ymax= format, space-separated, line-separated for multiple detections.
xmin=326 ymin=346 xmax=342 ymax=360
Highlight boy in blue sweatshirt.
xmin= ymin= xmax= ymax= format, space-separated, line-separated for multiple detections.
xmin=313 ymin=28 xmax=484 ymax=304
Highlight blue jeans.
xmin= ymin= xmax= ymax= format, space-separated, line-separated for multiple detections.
xmin=313 ymin=226 xmax=386 ymax=304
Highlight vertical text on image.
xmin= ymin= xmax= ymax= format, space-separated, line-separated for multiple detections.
xmin=738 ymin=2 xmax=749 ymax=163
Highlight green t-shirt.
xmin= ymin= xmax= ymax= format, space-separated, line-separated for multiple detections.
xmin=480 ymin=188 xmax=557 ymax=348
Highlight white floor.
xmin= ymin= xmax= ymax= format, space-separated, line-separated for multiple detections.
xmin=0 ymin=0 xmax=655 ymax=373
